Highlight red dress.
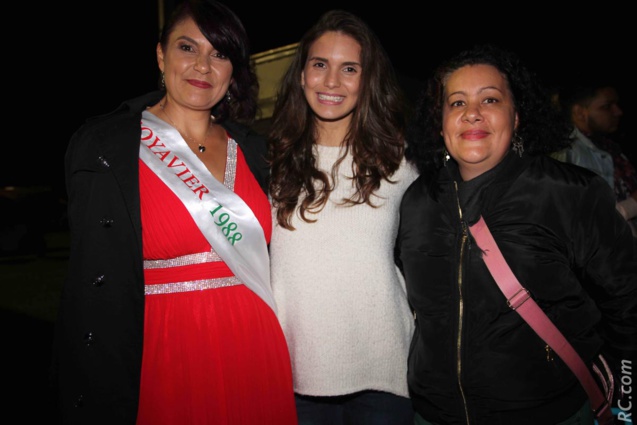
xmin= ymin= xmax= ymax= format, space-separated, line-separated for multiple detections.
xmin=136 ymin=139 xmax=297 ymax=425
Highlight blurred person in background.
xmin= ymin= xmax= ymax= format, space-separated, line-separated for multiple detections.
xmin=552 ymin=80 xmax=637 ymax=239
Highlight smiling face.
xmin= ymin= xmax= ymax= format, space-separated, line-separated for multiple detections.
xmin=442 ymin=64 xmax=519 ymax=181
xmin=157 ymin=16 xmax=233 ymax=111
xmin=301 ymin=31 xmax=362 ymax=128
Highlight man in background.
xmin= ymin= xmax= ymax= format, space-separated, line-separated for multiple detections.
xmin=552 ymin=81 xmax=637 ymax=238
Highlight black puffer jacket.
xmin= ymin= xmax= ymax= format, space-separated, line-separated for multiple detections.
xmin=397 ymin=152 xmax=637 ymax=425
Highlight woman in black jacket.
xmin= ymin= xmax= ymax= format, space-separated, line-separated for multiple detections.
xmin=50 ymin=1 xmax=297 ymax=424
xmin=397 ymin=44 xmax=637 ymax=425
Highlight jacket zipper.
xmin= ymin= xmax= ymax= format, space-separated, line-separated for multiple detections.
xmin=454 ymin=181 xmax=471 ymax=424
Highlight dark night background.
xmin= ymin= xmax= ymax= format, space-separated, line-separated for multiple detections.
xmin=2 ymin=1 xmax=634 ymax=421
xmin=3 ymin=1 xmax=634 ymax=193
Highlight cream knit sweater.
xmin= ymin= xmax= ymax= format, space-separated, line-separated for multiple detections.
xmin=270 ymin=144 xmax=418 ymax=398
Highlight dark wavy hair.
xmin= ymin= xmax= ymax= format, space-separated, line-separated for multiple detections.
xmin=268 ymin=10 xmax=407 ymax=230
xmin=159 ymin=0 xmax=259 ymax=123
xmin=406 ymin=43 xmax=571 ymax=180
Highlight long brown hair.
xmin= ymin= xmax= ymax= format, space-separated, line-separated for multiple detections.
xmin=268 ymin=10 xmax=407 ymax=230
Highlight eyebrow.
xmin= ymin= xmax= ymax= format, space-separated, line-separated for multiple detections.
xmin=175 ymin=35 xmax=197 ymax=44
xmin=447 ymin=86 xmax=504 ymax=97
xmin=308 ymin=56 xmax=361 ymax=67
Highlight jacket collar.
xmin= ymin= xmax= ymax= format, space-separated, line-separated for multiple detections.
xmin=441 ymin=151 xmax=532 ymax=225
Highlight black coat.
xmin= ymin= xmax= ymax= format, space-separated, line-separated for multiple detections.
xmin=50 ymin=90 xmax=269 ymax=425
xmin=397 ymin=152 xmax=637 ymax=425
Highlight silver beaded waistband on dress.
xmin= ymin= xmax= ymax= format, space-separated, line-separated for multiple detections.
xmin=143 ymin=250 xmax=222 ymax=269
xmin=145 ymin=276 xmax=242 ymax=295
xmin=143 ymin=248 xmax=240 ymax=295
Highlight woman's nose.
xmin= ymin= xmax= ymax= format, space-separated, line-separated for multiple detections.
xmin=462 ymin=105 xmax=482 ymax=123
xmin=195 ymin=55 xmax=211 ymax=73
xmin=324 ymin=69 xmax=340 ymax=88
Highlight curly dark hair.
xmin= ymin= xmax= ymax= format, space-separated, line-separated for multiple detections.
xmin=159 ymin=0 xmax=259 ymax=123
xmin=268 ymin=10 xmax=407 ymax=230
xmin=406 ymin=43 xmax=571 ymax=179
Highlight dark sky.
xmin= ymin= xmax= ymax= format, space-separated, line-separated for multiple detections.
xmin=237 ymin=3 xmax=632 ymax=93
xmin=7 ymin=1 xmax=632 ymax=191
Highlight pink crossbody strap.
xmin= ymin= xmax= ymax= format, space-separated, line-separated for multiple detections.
xmin=469 ymin=216 xmax=613 ymax=425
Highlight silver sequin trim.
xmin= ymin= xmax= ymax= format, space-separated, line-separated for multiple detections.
xmin=224 ymin=138 xmax=237 ymax=191
xmin=143 ymin=250 xmax=222 ymax=269
xmin=145 ymin=276 xmax=243 ymax=295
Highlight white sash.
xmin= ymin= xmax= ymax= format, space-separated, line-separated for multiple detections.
xmin=139 ymin=111 xmax=276 ymax=313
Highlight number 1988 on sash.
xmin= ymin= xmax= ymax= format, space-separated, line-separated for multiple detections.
xmin=210 ymin=204 xmax=242 ymax=245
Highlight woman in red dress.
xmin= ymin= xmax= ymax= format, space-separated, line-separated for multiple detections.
xmin=52 ymin=1 xmax=297 ymax=424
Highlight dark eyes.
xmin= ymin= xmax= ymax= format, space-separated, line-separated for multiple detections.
xmin=449 ymin=97 xmax=498 ymax=107
xmin=177 ymin=43 xmax=227 ymax=59
xmin=311 ymin=62 xmax=358 ymax=73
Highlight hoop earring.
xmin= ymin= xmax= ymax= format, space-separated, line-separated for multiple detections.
xmin=512 ymin=133 xmax=524 ymax=158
